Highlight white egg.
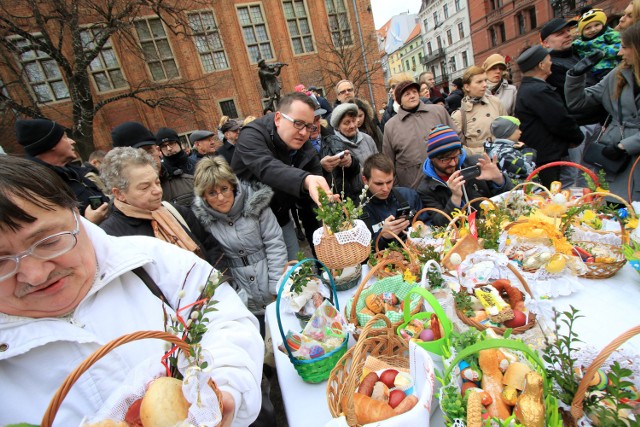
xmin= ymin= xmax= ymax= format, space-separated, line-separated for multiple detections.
xmin=552 ymin=193 xmax=567 ymax=204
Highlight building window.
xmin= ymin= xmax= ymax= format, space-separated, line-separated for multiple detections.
xmin=528 ymin=7 xmax=537 ymax=29
xmin=418 ymin=52 xmax=423 ymax=63
xmin=440 ymin=60 xmax=446 ymax=78
xmin=412 ymin=56 xmax=416 ymax=70
xmin=325 ymin=0 xmax=353 ymax=46
xmin=405 ymin=59 xmax=410 ymax=71
xmin=443 ymin=4 xmax=449 ymax=19
xmin=462 ymin=50 xmax=468 ymax=68
xmin=517 ymin=13 xmax=526 ymax=35
xmin=219 ymin=99 xmax=239 ymax=118
xmin=237 ymin=5 xmax=274 ymax=62
xmin=450 ymin=56 xmax=457 ymax=72
xmin=458 ymin=22 xmax=465 ymax=38
xmin=80 ymin=29 xmax=127 ymax=92
xmin=283 ymin=0 xmax=315 ymax=54
xmin=188 ymin=11 xmax=229 ymax=72
xmin=436 ymin=36 xmax=442 ymax=50
xmin=489 ymin=22 xmax=506 ymax=46
xmin=427 ymin=41 xmax=432 ymax=55
xmin=10 ymin=36 xmax=69 ymax=103
xmin=489 ymin=27 xmax=497 ymax=47
xmin=489 ymin=0 xmax=503 ymax=10
xmin=433 ymin=11 xmax=439 ymax=26
xmin=446 ymin=29 xmax=453 ymax=45
xmin=135 ymin=17 xmax=179 ymax=81
xmin=423 ymin=17 xmax=428 ymax=32
xmin=498 ymin=22 xmax=506 ymax=42
xmin=455 ymin=0 xmax=462 ymax=11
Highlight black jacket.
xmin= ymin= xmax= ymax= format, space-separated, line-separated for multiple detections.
xmin=217 ymin=139 xmax=236 ymax=165
xmin=231 ymin=113 xmax=323 ymax=225
xmin=514 ymin=76 xmax=584 ymax=164
xmin=160 ymin=165 xmax=195 ymax=207
xmin=446 ymin=89 xmax=464 ymax=112
xmin=163 ymin=150 xmax=197 ymax=176
xmin=100 ymin=203 xmax=226 ymax=269
xmin=29 ymin=156 xmax=108 ymax=215
xmin=417 ymin=155 xmax=513 ymax=227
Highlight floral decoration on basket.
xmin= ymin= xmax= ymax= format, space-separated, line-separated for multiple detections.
xmin=438 ymin=329 xmax=563 ymax=427
xmin=313 ymin=188 xmax=371 ymax=270
xmin=280 ymin=254 xmax=331 ymax=327
xmin=346 ymin=259 xmax=424 ymax=340
xmin=405 ymin=207 xmax=454 ymax=252
xmin=542 ymin=307 xmax=640 ymax=426
xmin=368 ymin=231 xmax=422 ymax=280
xmin=623 ymin=240 xmax=640 ymax=275
xmin=276 ymin=258 xmax=349 ymax=383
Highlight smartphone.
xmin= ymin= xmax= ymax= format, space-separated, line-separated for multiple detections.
xmin=395 ymin=206 xmax=411 ymax=219
xmin=88 ymin=196 xmax=103 ymax=210
xmin=335 ymin=150 xmax=346 ymax=159
xmin=460 ymin=165 xmax=481 ymax=181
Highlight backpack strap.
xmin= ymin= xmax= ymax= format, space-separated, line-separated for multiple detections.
xmin=161 ymin=201 xmax=191 ymax=231
xmin=133 ymin=266 xmax=169 ymax=305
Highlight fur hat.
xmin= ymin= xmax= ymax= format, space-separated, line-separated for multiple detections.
xmin=427 ymin=124 xmax=462 ymax=159
xmin=15 ymin=119 xmax=65 ymax=156
xmin=491 ymin=116 xmax=521 ymax=139
xmin=394 ymin=80 xmax=420 ymax=103
xmin=330 ymin=103 xmax=358 ymax=129
xmin=111 ymin=122 xmax=156 ymax=148
xmin=578 ymin=9 xmax=607 ymax=35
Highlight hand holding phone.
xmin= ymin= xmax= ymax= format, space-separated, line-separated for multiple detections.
xmin=395 ymin=206 xmax=411 ymax=220
xmin=335 ymin=150 xmax=346 ymax=159
xmin=459 ymin=165 xmax=481 ymax=181
xmin=88 ymin=196 xmax=104 ymax=210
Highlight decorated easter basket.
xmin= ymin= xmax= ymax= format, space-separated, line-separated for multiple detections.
xmin=276 ymin=258 xmax=349 ymax=383
xmin=326 ymin=314 xmax=410 ymax=426
xmin=280 ymin=259 xmax=332 ymax=327
xmin=439 ymin=337 xmax=563 ymax=427
xmin=314 ymin=219 xmax=372 ymax=270
xmin=326 ymin=263 xmax=363 ymax=292
xmin=525 ymin=161 xmax=600 ymax=188
xmin=568 ymin=192 xmax=637 ymax=246
xmin=567 ymin=325 xmax=640 ymax=426
xmin=368 ymin=231 xmax=422 ymax=280
xmin=622 ymin=240 xmax=640 ymax=275
xmin=454 ymin=263 xmax=537 ymax=335
xmin=346 ymin=259 xmax=424 ymax=341
xmin=396 ymin=287 xmax=453 ymax=357
xmin=41 ymin=330 xmax=223 ymax=427
xmin=406 ymin=207 xmax=455 ymax=251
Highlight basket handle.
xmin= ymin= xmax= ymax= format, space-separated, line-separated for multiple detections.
xmin=570 ymin=325 xmax=640 ymax=420
xmin=505 ymin=262 xmax=533 ymax=299
xmin=349 ymin=258 xmax=399 ymax=328
xmin=42 ymin=331 xmax=191 ymax=427
xmin=526 ymin=161 xmax=600 ymax=186
xmin=400 ymin=287 xmax=452 ymax=337
xmin=411 ymin=207 xmax=454 ymax=228
xmin=374 ymin=229 xmax=415 ymax=259
xmin=564 ymin=191 xmax=635 ymax=244
xmin=504 ymin=181 xmax=553 ymax=207
xmin=275 ymin=258 xmax=339 ymax=362
xmin=443 ymin=338 xmax=546 ymax=381
xmin=460 ymin=196 xmax=498 ymax=214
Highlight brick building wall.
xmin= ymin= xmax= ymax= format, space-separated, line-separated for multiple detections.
xmin=1 ymin=0 xmax=385 ymax=155
xmin=468 ymin=0 xmax=629 ymax=84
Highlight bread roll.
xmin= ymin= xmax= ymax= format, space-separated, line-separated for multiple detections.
xmin=353 ymin=392 xmax=396 ymax=424
xmin=140 ymin=376 xmax=190 ymax=427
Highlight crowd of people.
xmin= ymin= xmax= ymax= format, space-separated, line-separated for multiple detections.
xmin=1 ymin=5 xmax=640 ymax=427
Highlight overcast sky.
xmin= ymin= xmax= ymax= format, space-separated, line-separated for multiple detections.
xmin=370 ymin=0 xmax=422 ymax=29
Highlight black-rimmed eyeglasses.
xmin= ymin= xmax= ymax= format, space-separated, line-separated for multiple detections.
xmin=281 ymin=113 xmax=317 ymax=133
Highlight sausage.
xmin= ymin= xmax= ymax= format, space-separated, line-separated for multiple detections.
xmin=357 ymin=372 xmax=379 ymax=397
xmin=392 ymin=394 xmax=418 ymax=414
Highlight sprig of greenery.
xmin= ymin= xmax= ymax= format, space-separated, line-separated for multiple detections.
xmin=588 ymin=362 xmax=635 ymax=426
xmin=584 ymin=170 xmax=609 ymax=191
xmin=453 ymin=290 xmax=475 ymax=317
xmin=288 ymin=251 xmax=315 ymax=295
xmin=425 ymin=263 xmax=444 ymax=289
xmin=314 ymin=186 xmax=368 ymax=234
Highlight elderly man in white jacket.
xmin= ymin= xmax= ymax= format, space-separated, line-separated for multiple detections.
xmin=0 ymin=156 xmax=263 ymax=427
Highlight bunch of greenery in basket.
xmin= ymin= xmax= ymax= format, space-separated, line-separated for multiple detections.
xmin=542 ymin=306 xmax=636 ymax=425
xmin=163 ymin=271 xmax=221 ymax=379
xmin=314 ymin=186 xmax=368 ymax=234
xmin=288 ymin=251 xmax=316 ymax=295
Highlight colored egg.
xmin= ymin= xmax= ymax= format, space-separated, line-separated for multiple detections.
xmin=309 ymin=345 xmax=325 ymax=359
xmin=286 ymin=333 xmax=302 ymax=351
xmin=503 ymin=309 xmax=527 ymax=328
xmin=419 ymin=328 xmax=435 ymax=342
xmin=545 ymin=254 xmax=567 ymax=274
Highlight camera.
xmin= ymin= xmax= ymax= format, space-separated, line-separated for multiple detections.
xmin=460 ymin=165 xmax=481 ymax=181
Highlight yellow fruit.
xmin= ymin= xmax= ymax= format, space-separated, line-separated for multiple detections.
xmin=545 ymin=254 xmax=566 ymax=274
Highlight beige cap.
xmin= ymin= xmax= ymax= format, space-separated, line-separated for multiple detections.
xmin=482 ymin=53 xmax=507 ymax=71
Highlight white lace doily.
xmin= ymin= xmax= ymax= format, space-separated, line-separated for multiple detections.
xmin=312 ymin=219 xmax=371 ymax=247
xmin=570 ymin=225 xmax=622 ymax=246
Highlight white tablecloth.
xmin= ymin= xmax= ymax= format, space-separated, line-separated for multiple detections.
xmin=265 ymin=263 xmax=640 ymax=427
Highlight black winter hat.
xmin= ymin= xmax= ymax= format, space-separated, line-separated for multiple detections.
xmin=15 ymin=118 xmax=65 ymax=156
xmin=156 ymin=127 xmax=180 ymax=145
xmin=111 ymin=122 xmax=156 ymax=148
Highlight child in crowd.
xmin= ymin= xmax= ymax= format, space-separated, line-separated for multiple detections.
xmin=573 ymin=8 xmax=621 ymax=81
xmin=485 ymin=116 xmax=536 ymax=181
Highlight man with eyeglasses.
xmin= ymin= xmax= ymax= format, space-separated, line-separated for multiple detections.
xmin=417 ymin=125 xmax=512 ymax=226
xmin=15 ymin=118 xmax=109 ymax=224
xmin=232 ymin=92 xmax=333 ymax=259
xmin=334 ymin=79 xmax=355 ymax=106
xmin=156 ymin=127 xmax=197 ymax=175
xmin=0 ymin=156 xmax=263 ymax=427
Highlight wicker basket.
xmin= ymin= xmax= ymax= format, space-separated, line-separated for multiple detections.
xmin=440 ymin=337 xmax=563 ymax=427
xmin=326 ymin=314 xmax=409 ymax=426
xmin=369 ymin=230 xmax=422 ymax=280
xmin=41 ymin=330 xmax=223 ymax=427
xmin=569 ymin=191 xmax=637 ymax=245
xmin=328 ymin=263 xmax=362 ymax=292
xmin=314 ymin=220 xmax=371 ymax=269
xmin=460 ymin=196 xmax=499 ymax=214
xmin=406 ymin=207 xmax=455 ymax=250
xmin=568 ymin=326 xmax=640 ymax=426
xmin=503 ymin=181 xmax=554 ymax=206
xmin=454 ymin=263 xmax=537 ymax=335
xmin=276 ymin=258 xmax=348 ymax=383
xmin=347 ymin=259 xmax=424 ymax=341
xmin=280 ymin=259 xmax=330 ymax=327
xmin=526 ymin=161 xmax=600 ymax=186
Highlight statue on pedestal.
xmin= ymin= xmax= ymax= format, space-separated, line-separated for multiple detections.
xmin=258 ymin=58 xmax=287 ymax=111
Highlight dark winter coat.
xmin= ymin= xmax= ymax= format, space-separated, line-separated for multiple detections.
xmin=217 ymin=139 xmax=236 ymax=165
xmin=159 ymin=165 xmax=195 ymax=207
xmin=445 ymin=89 xmax=464 ymax=112
xmin=231 ymin=113 xmax=323 ymax=225
xmin=514 ymin=76 xmax=584 ymax=164
xmin=416 ymin=152 xmax=512 ymax=226
xmin=100 ymin=202 xmax=226 ymax=269
xmin=163 ymin=150 xmax=197 ymax=176
xmin=192 ymin=181 xmax=287 ymax=315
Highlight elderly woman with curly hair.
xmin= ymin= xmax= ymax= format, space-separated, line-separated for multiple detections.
xmin=100 ymin=147 xmax=224 ymax=267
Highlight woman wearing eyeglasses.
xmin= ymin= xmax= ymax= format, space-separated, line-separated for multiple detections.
xmin=191 ymin=156 xmax=287 ymax=323
xmin=99 ymin=147 xmax=225 ymax=268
